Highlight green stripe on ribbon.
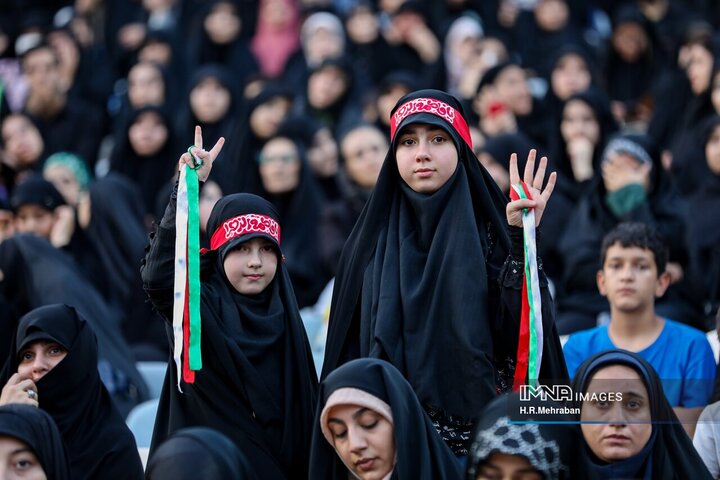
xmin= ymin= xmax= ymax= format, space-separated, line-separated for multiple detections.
xmin=186 ymin=166 xmax=202 ymax=370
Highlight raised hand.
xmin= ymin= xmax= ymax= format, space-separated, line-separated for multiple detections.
xmin=178 ymin=126 xmax=225 ymax=183
xmin=506 ymin=149 xmax=556 ymax=228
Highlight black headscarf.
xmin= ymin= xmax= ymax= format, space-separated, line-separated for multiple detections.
xmin=310 ymin=358 xmax=462 ymax=479
xmin=85 ymin=173 xmax=167 ymax=356
xmin=466 ymin=393 xmax=590 ymax=480
xmin=109 ymin=105 xmax=178 ymax=216
xmin=0 ymin=304 xmax=144 ymax=480
xmin=145 ymin=193 xmax=317 ymax=479
xmin=0 ymin=234 xmax=149 ymax=415
xmin=259 ymin=135 xmax=331 ymax=308
xmin=176 ymin=64 xmax=240 ymax=146
xmin=571 ymin=350 xmax=712 ymax=480
xmin=0 ymin=404 xmax=71 ymax=480
xmin=146 ymin=427 xmax=261 ymax=480
xmin=218 ymin=84 xmax=294 ymax=195
xmin=323 ymin=90 xmax=571 ymax=436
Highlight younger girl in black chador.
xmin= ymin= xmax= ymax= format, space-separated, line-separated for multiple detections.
xmin=322 ymin=89 xmax=568 ymax=456
xmin=142 ymin=127 xmax=317 ymax=479
xmin=0 ymin=304 xmax=144 ymax=480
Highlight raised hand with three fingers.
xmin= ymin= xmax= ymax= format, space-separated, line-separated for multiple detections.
xmin=506 ymin=149 xmax=556 ymax=228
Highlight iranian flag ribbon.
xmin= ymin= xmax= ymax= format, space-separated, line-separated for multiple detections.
xmin=172 ymin=153 xmax=203 ymax=390
xmin=510 ymin=181 xmax=544 ymax=390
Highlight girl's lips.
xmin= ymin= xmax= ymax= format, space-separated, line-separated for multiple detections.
xmin=355 ymin=458 xmax=376 ymax=471
xmin=244 ymin=274 xmax=262 ymax=281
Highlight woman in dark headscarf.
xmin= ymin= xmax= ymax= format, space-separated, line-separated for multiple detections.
xmin=323 ymin=89 xmax=568 ymax=456
xmin=0 ymin=304 xmax=144 ymax=479
xmin=256 ymin=133 xmax=331 ymax=308
xmin=218 ymin=83 xmax=294 ymax=196
xmin=571 ymin=350 xmax=712 ymax=479
xmin=0 ymin=234 xmax=149 ymax=415
xmin=110 ymin=105 xmax=178 ymax=221
xmin=465 ymin=393 xmax=589 ymax=480
xmin=686 ymin=116 xmax=720 ymax=324
xmin=555 ymin=133 xmax=701 ymax=334
xmin=141 ymin=129 xmax=317 ymax=479
xmin=310 ymin=358 xmax=461 ymax=479
xmin=146 ymin=427 xmax=260 ymax=480
xmin=0 ymin=404 xmax=71 ymax=480
xmin=175 ymin=64 xmax=239 ymax=147
xmin=186 ymin=0 xmax=258 ymax=86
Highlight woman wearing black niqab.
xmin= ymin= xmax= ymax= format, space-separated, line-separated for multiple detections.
xmin=571 ymin=350 xmax=712 ymax=480
xmin=322 ymin=89 xmax=568 ymax=455
xmin=146 ymin=427 xmax=260 ymax=480
xmin=310 ymin=358 xmax=462 ymax=479
xmin=0 ymin=404 xmax=71 ymax=480
xmin=141 ymin=131 xmax=317 ymax=479
xmin=0 ymin=304 xmax=144 ymax=479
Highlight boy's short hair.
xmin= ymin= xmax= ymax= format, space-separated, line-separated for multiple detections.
xmin=600 ymin=222 xmax=668 ymax=275
xmin=10 ymin=176 xmax=65 ymax=213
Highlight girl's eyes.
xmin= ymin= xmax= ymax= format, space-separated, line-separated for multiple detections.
xmin=331 ymin=429 xmax=347 ymax=439
xmin=20 ymin=352 xmax=33 ymax=362
xmin=361 ymin=420 xmax=379 ymax=430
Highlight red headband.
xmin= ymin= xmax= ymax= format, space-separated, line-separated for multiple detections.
xmin=389 ymin=97 xmax=473 ymax=149
xmin=210 ymin=214 xmax=281 ymax=251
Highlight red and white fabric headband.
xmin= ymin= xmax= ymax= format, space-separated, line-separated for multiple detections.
xmin=209 ymin=214 xmax=281 ymax=251
xmin=389 ymin=97 xmax=473 ymax=149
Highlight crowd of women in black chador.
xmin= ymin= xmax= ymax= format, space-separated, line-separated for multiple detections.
xmin=2 ymin=0 xmax=720 ymax=478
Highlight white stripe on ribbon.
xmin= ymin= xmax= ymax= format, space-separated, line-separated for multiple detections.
xmin=172 ymin=166 xmax=189 ymax=392
xmin=521 ymin=207 xmax=544 ymax=381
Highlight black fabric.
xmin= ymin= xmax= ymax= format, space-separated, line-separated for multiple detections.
xmin=309 ymin=358 xmax=462 ymax=480
xmin=466 ymin=393 xmax=591 ymax=480
xmin=142 ymin=191 xmax=317 ymax=479
xmin=0 ymin=305 xmax=144 ymax=480
xmin=175 ymin=64 xmax=240 ymax=147
xmin=686 ymin=116 xmax=720 ymax=319
xmin=0 ymin=234 xmax=149 ymax=416
xmin=322 ymin=89 xmax=568 ymax=454
xmin=571 ymin=350 xmax=712 ymax=480
xmin=0 ymin=404 xmax=71 ymax=480
xmin=84 ymin=173 xmax=167 ymax=357
xmin=555 ymin=133 xmax=701 ymax=333
xmin=146 ymin=427 xmax=266 ymax=480
xmin=109 ymin=106 xmax=178 ymax=217
xmin=218 ymin=84 xmax=294 ymax=195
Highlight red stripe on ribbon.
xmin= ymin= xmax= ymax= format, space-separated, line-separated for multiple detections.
xmin=182 ymin=257 xmax=195 ymax=383
xmin=513 ymin=275 xmax=530 ymax=391
xmin=389 ymin=97 xmax=473 ymax=150
xmin=209 ymin=214 xmax=281 ymax=251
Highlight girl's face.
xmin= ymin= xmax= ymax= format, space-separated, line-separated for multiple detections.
xmin=552 ymin=53 xmax=591 ymax=101
xmin=190 ymin=77 xmax=231 ymax=123
xmin=495 ymin=66 xmax=532 ymax=116
xmin=308 ymin=66 xmax=348 ymax=110
xmin=258 ymin=137 xmax=301 ymax=194
xmin=44 ymin=164 xmax=81 ymax=206
xmin=222 ymin=237 xmax=278 ymax=295
xmin=307 ymin=128 xmax=339 ymax=178
xmin=395 ymin=124 xmax=458 ymax=194
xmin=561 ymin=99 xmax=600 ymax=145
xmin=326 ymin=404 xmax=395 ymax=480
xmin=17 ymin=340 xmax=68 ymax=383
xmin=686 ymin=43 xmax=714 ymax=95
xmin=199 ymin=181 xmax=223 ymax=233
xmin=249 ymin=97 xmax=291 ymax=139
xmin=476 ymin=452 xmax=542 ymax=480
xmin=612 ymin=23 xmax=648 ymax=63
xmin=712 ymin=71 xmax=720 ymax=114
xmin=1 ymin=115 xmax=44 ymax=169
xmin=0 ymin=436 xmax=47 ymax=480
xmin=580 ymin=365 xmax=652 ymax=462
xmin=204 ymin=2 xmax=241 ymax=45
xmin=705 ymin=124 xmax=720 ymax=175
xmin=128 ymin=63 xmax=165 ymax=108
xmin=129 ymin=111 xmax=168 ymax=156
xmin=341 ymin=126 xmax=386 ymax=189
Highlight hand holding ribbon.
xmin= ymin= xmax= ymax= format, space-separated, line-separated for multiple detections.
xmin=506 ymin=149 xmax=556 ymax=228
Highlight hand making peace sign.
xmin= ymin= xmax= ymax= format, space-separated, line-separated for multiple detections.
xmin=177 ymin=126 xmax=226 ymax=183
xmin=505 ymin=149 xmax=556 ymax=228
